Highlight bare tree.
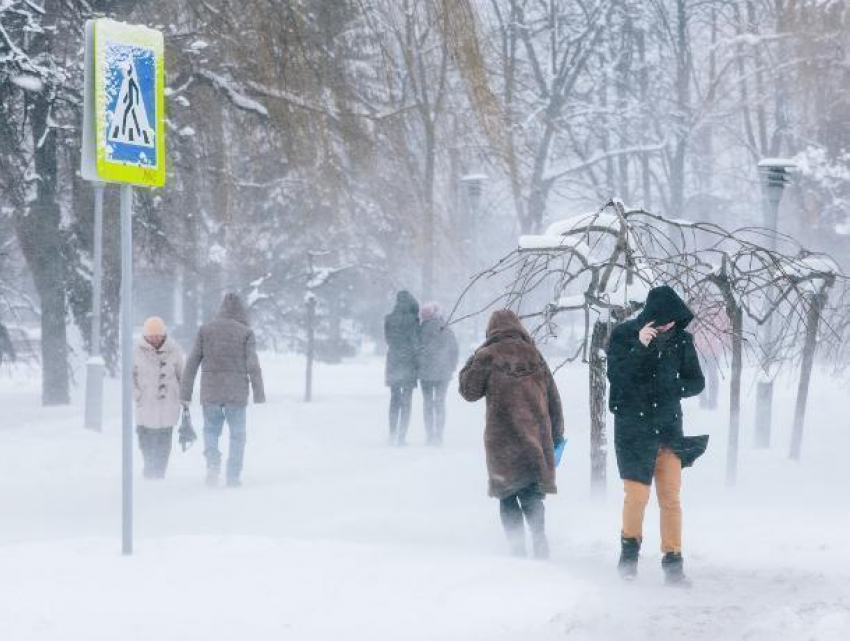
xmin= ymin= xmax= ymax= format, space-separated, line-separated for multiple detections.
xmin=448 ymin=200 xmax=847 ymax=488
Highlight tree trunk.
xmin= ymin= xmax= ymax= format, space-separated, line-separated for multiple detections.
xmin=181 ymin=164 xmax=202 ymax=336
xmin=669 ymin=0 xmax=691 ymax=216
xmin=422 ymin=120 xmax=436 ymax=299
xmin=589 ymin=320 xmax=610 ymax=491
xmin=636 ymin=26 xmax=652 ymax=208
xmin=15 ymin=92 xmax=69 ymax=405
xmin=726 ymin=304 xmax=743 ymax=485
xmin=790 ymin=283 xmax=831 ymax=460
xmin=305 ymin=295 xmax=316 ymax=403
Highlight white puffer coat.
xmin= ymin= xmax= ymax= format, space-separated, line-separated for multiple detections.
xmin=133 ymin=336 xmax=185 ymax=429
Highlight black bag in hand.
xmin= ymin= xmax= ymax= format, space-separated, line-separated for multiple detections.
xmin=178 ymin=406 xmax=197 ymax=452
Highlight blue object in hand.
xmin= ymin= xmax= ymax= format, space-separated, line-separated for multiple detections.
xmin=554 ymin=438 xmax=567 ymax=467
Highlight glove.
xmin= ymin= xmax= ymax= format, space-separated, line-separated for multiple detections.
xmin=178 ymin=406 xmax=197 ymax=452
xmin=554 ymin=438 xmax=567 ymax=468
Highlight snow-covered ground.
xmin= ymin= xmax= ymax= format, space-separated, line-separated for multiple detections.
xmin=1 ymin=353 xmax=848 ymax=640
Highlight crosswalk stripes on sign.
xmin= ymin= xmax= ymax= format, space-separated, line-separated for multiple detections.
xmin=108 ymin=60 xmax=154 ymax=148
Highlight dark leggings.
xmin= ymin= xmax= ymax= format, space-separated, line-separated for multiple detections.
xmin=499 ymin=486 xmax=547 ymax=555
xmin=389 ymin=384 xmax=414 ymax=443
xmin=421 ymin=380 xmax=449 ymax=443
xmin=137 ymin=426 xmax=174 ymax=479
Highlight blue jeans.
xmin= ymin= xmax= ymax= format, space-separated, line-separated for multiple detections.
xmin=203 ymin=404 xmax=247 ymax=481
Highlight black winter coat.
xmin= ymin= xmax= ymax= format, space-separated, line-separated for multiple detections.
xmin=384 ymin=291 xmax=420 ymax=387
xmin=606 ymin=286 xmax=708 ymax=484
xmin=418 ymin=318 xmax=459 ymax=383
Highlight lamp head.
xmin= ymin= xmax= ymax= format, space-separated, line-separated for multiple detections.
xmin=758 ymin=159 xmax=795 ymax=200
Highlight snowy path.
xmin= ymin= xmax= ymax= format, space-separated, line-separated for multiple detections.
xmin=1 ymin=354 xmax=849 ymax=640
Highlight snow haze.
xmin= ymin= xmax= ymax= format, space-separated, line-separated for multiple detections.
xmin=1 ymin=1 xmax=849 ymax=639
xmin=1 ymin=356 xmax=849 ymax=640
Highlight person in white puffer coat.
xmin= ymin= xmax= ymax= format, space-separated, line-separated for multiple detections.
xmin=133 ymin=316 xmax=185 ymax=479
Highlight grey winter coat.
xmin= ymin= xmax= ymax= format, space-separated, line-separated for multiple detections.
xmin=133 ymin=336 xmax=184 ymax=429
xmin=384 ymin=291 xmax=420 ymax=387
xmin=180 ymin=293 xmax=265 ymax=406
xmin=418 ymin=318 xmax=459 ymax=383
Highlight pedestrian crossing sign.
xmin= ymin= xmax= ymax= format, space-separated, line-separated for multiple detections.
xmin=82 ymin=19 xmax=166 ymax=187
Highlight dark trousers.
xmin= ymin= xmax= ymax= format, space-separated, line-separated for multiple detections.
xmin=389 ymin=384 xmax=414 ymax=444
xmin=137 ymin=426 xmax=174 ymax=479
xmin=499 ymin=486 xmax=548 ymax=557
xmin=421 ymin=380 xmax=449 ymax=445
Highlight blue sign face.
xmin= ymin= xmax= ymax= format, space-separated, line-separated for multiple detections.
xmin=103 ymin=42 xmax=157 ymax=168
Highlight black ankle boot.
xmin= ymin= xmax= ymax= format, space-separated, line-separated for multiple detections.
xmin=618 ymin=536 xmax=641 ymax=580
xmin=662 ymin=552 xmax=692 ymax=587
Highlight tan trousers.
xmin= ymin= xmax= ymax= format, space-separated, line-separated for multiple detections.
xmin=622 ymin=447 xmax=682 ymax=553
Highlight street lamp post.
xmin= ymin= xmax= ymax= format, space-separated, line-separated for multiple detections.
xmin=460 ymin=173 xmax=487 ymax=338
xmin=754 ymin=159 xmax=795 ymax=449
xmin=461 ymin=174 xmax=486 ymax=243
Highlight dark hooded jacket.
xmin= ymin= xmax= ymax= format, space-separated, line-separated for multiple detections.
xmin=384 ymin=291 xmax=420 ymax=387
xmin=0 ymin=323 xmax=15 ymax=364
xmin=606 ymin=285 xmax=707 ymax=484
xmin=459 ymin=310 xmax=564 ymax=499
xmin=180 ymin=293 xmax=265 ymax=406
xmin=418 ymin=317 xmax=459 ymax=383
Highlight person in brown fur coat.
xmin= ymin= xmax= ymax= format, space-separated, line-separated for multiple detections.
xmin=459 ymin=309 xmax=564 ymax=558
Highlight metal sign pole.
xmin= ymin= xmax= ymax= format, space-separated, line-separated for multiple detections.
xmin=85 ymin=181 xmax=106 ymax=431
xmin=83 ymin=18 xmax=165 ymax=555
xmin=120 ymin=183 xmax=134 ymax=556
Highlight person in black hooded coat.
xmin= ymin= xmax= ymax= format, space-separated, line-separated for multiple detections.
xmin=606 ymin=285 xmax=707 ymax=585
xmin=384 ymin=291 xmax=420 ymax=446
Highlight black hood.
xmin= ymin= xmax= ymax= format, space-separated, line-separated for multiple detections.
xmin=393 ymin=290 xmax=419 ymax=316
xmin=637 ymin=286 xmax=693 ymax=330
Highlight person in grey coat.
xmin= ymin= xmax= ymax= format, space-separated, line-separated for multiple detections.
xmin=418 ymin=302 xmax=458 ymax=446
xmin=384 ymin=290 xmax=420 ymax=446
xmin=180 ymin=292 xmax=265 ymax=488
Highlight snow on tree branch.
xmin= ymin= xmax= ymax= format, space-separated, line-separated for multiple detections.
xmin=196 ymin=69 xmax=269 ymax=117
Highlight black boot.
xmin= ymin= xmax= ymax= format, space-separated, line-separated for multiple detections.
xmin=662 ymin=552 xmax=692 ymax=587
xmin=618 ymin=536 xmax=641 ymax=580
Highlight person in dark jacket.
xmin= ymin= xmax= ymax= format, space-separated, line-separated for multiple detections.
xmin=181 ymin=292 xmax=265 ymax=488
xmin=606 ymin=285 xmax=707 ymax=586
xmin=384 ymin=291 xmax=421 ymax=446
xmin=459 ymin=310 xmax=564 ymax=559
xmin=0 ymin=322 xmax=16 ymax=366
xmin=418 ymin=302 xmax=459 ymax=446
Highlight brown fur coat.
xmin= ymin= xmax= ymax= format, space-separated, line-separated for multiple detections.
xmin=459 ymin=310 xmax=564 ymax=499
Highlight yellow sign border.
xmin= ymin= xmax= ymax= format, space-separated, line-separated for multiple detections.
xmin=94 ymin=19 xmax=166 ymax=187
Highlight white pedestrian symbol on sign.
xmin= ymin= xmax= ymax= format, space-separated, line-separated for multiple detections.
xmin=108 ymin=61 xmax=153 ymax=148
